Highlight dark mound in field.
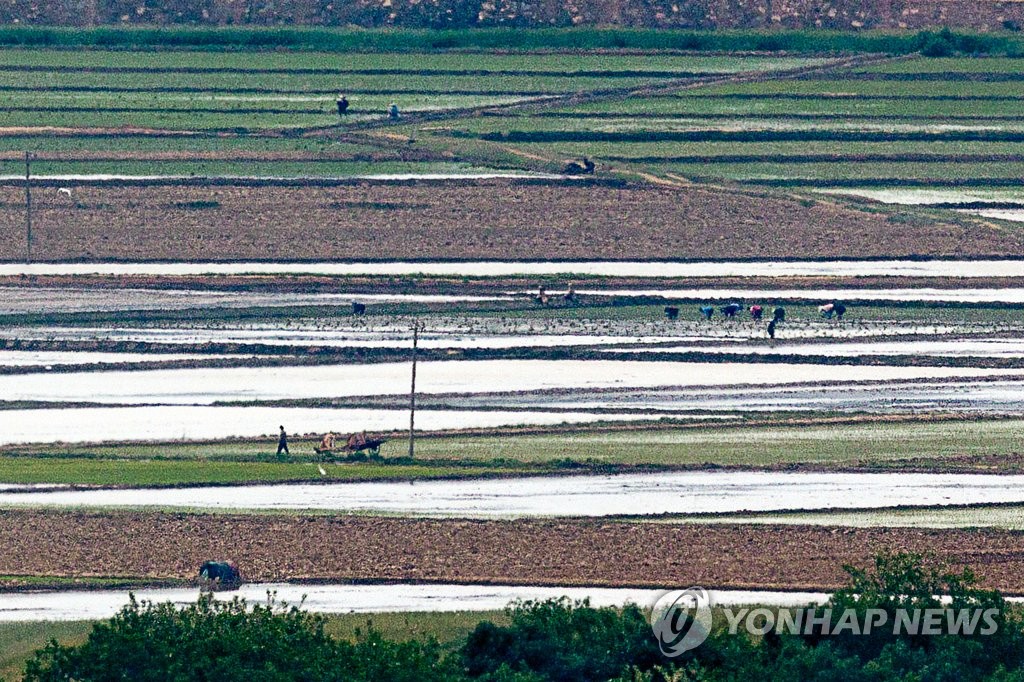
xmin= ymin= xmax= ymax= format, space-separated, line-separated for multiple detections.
xmin=0 ymin=178 xmax=1014 ymax=261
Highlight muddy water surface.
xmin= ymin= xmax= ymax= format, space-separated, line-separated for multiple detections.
xmin=0 ymin=583 xmax=830 ymax=622
xmin=0 ymin=472 xmax=1020 ymax=517
xmin=2 ymin=260 xmax=1021 ymax=278
xmin=0 ymin=361 xmax=1009 ymax=405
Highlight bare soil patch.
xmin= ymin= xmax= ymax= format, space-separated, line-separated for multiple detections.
xmin=2 ymin=511 xmax=1024 ymax=593
xmin=0 ymin=179 xmax=1017 ymax=261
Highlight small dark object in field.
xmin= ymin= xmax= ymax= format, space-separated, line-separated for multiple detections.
xmin=198 ymin=560 xmax=241 ymax=590
xmin=699 ymin=305 xmax=714 ymax=320
xmin=833 ymin=301 xmax=847 ymax=320
xmin=336 ymin=94 xmax=349 ymax=115
xmin=768 ymin=319 xmax=777 ymax=339
xmin=772 ymin=307 xmax=786 ymax=323
xmin=563 ymin=158 xmax=595 ymax=175
xmin=352 ymin=302 xmax=366 ymax=315
xmin=750 ymin=305 xmax=763 ymax=320
xmin=664 ymin=306 xmax=679 ymax=320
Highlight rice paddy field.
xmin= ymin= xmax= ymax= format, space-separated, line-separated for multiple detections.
xmin=4 ymin=30 xmax=1024 ymax=677
xmin=435 ymin=56 xmax=1024 ymax=185
xmin=0 ymin=47 xmax=832 ymax=178
xmin=409 ymin=53 xmax=1024 ymax=230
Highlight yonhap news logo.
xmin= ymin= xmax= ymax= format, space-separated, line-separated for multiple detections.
xmin=650 ymin=589 xmax=1001 ymax=657
xmin=650 ymin=588 xmax=713 ymax=656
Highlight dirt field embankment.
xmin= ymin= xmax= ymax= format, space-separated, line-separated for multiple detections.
xmin=3 ymin=510 xmax=1024 ymax=593
xmin=0 ymin=180 xmax=1016 ymax=261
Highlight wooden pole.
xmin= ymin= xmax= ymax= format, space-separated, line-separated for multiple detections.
xmin=24 ymin=151 xmax=31 ymax=264
xmin=408 ymin=323 xmax=419 ymax=458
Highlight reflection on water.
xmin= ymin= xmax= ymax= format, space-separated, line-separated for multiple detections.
xmin=3 ymin=327 xmax=686 ymax=351
xmin=0 ymin=471 xmax=1021 ymax=517
xmin=576 ymin=288 xmax=1024 ymax=303
xmin=613 ymin=339 xmax=1024 ymax=358
xmin=0 ymin=350 xmax=243 ymax=367
xmin=0 ymin=288 xmax=510 ymax=315
xmin=0 ymin=583 xmax=831 ymax=622
xmin=488 ymin=379 xmax=1024 ymax=414
xmin=1 ymin=260 xmax=1021 ymax=278
xmin=0 ymin=407 xmax=667 ymax=446
xmin=0 ymin=360 xmax=1008 ymax=405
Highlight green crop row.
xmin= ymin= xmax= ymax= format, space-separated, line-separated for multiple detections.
xmin=0 ymin=49 xmax=825 ymax=74
xmin=0 ymin=26 xmax=1013 ymax=55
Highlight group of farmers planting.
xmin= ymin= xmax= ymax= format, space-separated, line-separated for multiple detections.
xmin=665 ymin=301 xmax=848 ymax=338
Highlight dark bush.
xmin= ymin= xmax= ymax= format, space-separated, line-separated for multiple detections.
xmin=19 ymin=553 xmax=1024 ymax=682
xmin=462 ymin=598 xmax=663 ymax=681
xmin=23 ymin=594 xmax=456 ymax=682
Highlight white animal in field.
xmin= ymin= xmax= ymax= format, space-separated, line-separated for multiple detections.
xmin=57 ymin=187 xmax=73 ymax=198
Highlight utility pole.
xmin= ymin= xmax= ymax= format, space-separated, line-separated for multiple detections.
xmin=23 ymin=151 xmax=31 ymax=264
xmin=408 ymin=322 xmax=419 ymax=458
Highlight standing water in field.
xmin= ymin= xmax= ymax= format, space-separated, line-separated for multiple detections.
xmin=0 ymin=472 xmax=1022 ymax=516
xmin=0 ymin=361 xmax=1010 ymax=405
xmin=0 ymin=583 xmax=831 ymax=622
xmin=1 ymin=260 xmax=1023 ymax=278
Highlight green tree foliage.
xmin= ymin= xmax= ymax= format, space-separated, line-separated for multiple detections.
xmin=19 ymin=553 xmax=1024 ymax=682
xmin=22 ymin=593 xmax=455 ymax=682
xmin=462 ymin=598 xmax=663 ymax=680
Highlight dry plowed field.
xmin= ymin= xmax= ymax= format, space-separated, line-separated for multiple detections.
xmin=3 ymin=510 xmax=1024 ymax=592
xmin=0 ymin=179 xmax=1017 ymax=260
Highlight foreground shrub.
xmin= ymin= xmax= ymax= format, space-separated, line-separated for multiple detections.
xmin=22 ymin=594 xmax=454 ymax=682
xmin=462 ymin=598 xmax=664 ymax=681
xmin=19 ymin=553 xmax=1024 ymax=681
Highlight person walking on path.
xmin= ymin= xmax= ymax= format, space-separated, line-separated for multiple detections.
xmin=277 ymin=425 xmax=289 ymax=456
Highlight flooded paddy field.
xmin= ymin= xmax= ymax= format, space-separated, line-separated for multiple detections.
xmin=0 ymin=406 xmax=668 ymax=447
xmin=576 ymin=287 xmax=1024 ymax=303
xmin=435 ymin=377 xmax=1024 ymax=415
xmin=5 ymin=259 xmax=1024 ymax=278
xmin=1 ymin=290 xmax=1021 ymax=444
xmin=0 ymin=471 xmax=1022 ymax=516
xmin=2 ymin=325 xmax=689 ymax=352
xmin=0 ymin=361 xmax=1006 ymax=445
xmin=13 ymin=41 xmax=1024 ymax=666
xmin=0 ymin=583 xmax=829 ymax=622
xmin=0 ymin=287 xmax=512 ymax=315
xmin=5 ymin=309 xmax=1010 ymax=349
xmin=0 ymin=350 xmax=245 ymax=367
xmin=0 ymin=360 xmax=1008 ymax=406
xmin=615 ymin=338 xmax=1024 ymax=359
xmin=10 ymin=284 xmax=1024 ymax=320
xmin=0 ymin=583 xmax=663 ymax=622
